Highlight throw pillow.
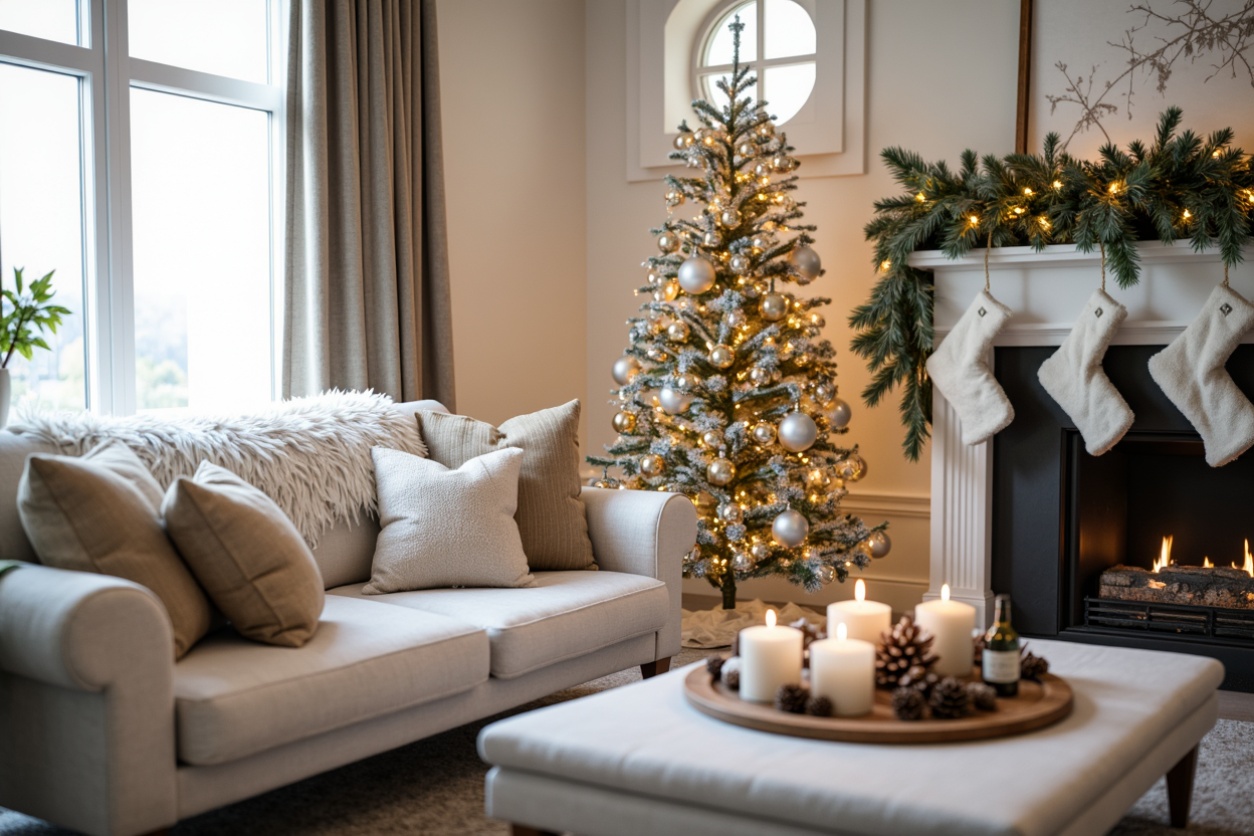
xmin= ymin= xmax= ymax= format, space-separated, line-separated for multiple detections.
xmin=414 ymin=400 xmax=595 ymax=571
xmin=363 ymin=446 xmax=535 ymax=593
xmin=163 ymin=462 xmax=325 ymax=647
xmin=17 ymin=439 xmax=211 ymax=659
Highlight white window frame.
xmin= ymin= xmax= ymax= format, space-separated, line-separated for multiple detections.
xmin=0 ymin=0 xmax=286 ymax=414
xmin=627 ymin=0 xmax=865 ymax=182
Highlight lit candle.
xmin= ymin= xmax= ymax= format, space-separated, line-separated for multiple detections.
xmin=737 ymin=609 xmax=803 ymax=702
xmin=914 ymin=584 xmax=977 ymax=678
xmin=809 ymin=623 xmax=875 ymax=717
xmin=827 ymin=579 xmax=892 ymax=645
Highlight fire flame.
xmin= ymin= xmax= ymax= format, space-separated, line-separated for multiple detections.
xmin=1233 ymin=540 xmax=1254 ymax=577
xmin=1153 ymin=536 xmax=1172 ymax=572
xmin=1204 ymin=556 xmax=1214 ymax=568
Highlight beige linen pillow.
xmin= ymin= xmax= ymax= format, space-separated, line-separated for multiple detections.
xmin=17 ymin=440 xmax=211 ymax=659
xmin=364 ymin=446 xmax=535 ymax=593
xmin=414 ymin=400 xmax=595 ymax=571
xmin=163 ymin=462 xmax=325 ymax=648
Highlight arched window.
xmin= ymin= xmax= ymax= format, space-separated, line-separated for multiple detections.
xmin=695 ymin=0 xmax=817 ymax=126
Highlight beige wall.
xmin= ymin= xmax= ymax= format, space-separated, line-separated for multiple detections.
xmin=584 ymin=0 xmax=1021 ymax=613
xmin=438 ymin=0 xmax=588 ymax=428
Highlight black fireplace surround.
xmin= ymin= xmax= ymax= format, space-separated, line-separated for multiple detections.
xmin=993 ymin=344 xmax=1254 ymax=691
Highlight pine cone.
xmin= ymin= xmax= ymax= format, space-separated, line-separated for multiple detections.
xmin=973 ymin=633 xmax=987 ymax=668
xmin=706 ymin=655 xmax=727 ymax=680
xmin=898 ymin=665 xmax=940 ymax=697
xmin=775 ymin=683 xmax=809 ymax=714
xmin=805 ymin=695 xmax=833 ymax=717
xmin=928 ymin=676 xmax=971 ymax=720
xmin=721 ymin=657 xmax=742 ymax=690
xmin=875 ymin=615 xmax=939 ymax=688
xmin=789 ymin=617 xmax=826 ymax=668
xmin=891 ymin=686 xmax=926 ymax=721
xmin=1021 ymin=647 xmax=1050 ymax=681
xmin=966 ymin=681 xmax=998 ymax=712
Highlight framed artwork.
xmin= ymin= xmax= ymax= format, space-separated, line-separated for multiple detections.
xmin=1016 ymin=0 xmax=1254 ymax=156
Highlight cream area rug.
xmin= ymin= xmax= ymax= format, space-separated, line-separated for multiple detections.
xmin=1 ymin=648 xmax=1251 ymax=836
xmin=682 ymin=598 xmax=824 ymax=648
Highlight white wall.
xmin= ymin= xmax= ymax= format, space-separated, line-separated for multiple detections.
xmin=437 ymin=0 xmax=588 ymax=429
xmin=584 ymin=0 xmax=1021 ymax=613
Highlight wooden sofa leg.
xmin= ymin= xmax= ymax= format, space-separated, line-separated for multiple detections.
xmin=1166 ymin=744 xmax=1199 ymax=828
xmin=512 ymin=825 xmax=560 ymax=836
xmin=640 ymin=657 xmax=672 ymax=679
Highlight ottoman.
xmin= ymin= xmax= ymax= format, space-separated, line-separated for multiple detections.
xmin=478 ymin=639 xmax=1223 ymax=836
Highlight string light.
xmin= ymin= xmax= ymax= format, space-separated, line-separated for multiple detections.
xmin=915 ymin=192 xmax=926 ymax=202
xmin=1023 ymin=187 xmax=1034 ymax=196
xmin=1108 ymin=182 xmax=1122 ymax=195
xmin=1052 ymin=179 xmax=1062 ymax=190
xmin=879 ymin=259 xmax=892 ymax=272
xmin=967 ymin=214 xmax=979 ymax=227
xmin=1182 ymin=208 xmax=1192 ymax=221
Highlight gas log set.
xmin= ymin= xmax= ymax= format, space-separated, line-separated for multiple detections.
xmin=1100 ymin=536 xmax=1254 ymax=611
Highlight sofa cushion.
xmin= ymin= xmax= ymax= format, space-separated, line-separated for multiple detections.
xmin=331 ymin=571 xmax=668 ymax=679
xmin=17 ymin=440 xmax=212 ymax=659
xmin=173 ymin=595 xmax=488 ymax=765
xmin=364 ymin=446 xmax=535 ymax=593
xmin=415 ymin=401 xmax=595 ymax=572
xmin=163 ymin=462 xmax=325 ymax=648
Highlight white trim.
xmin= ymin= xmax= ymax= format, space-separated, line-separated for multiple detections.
xmin=101 ymin=0 xmax=135 ymax=414
xmin=130 ymin=58 xmax=281 ymax=111
xmin=0 ymin=30 xmax=96 ymax=72
xmin=839 ymin=490 xmax=930 ymax=520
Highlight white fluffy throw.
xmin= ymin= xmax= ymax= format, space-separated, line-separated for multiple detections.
xmin=10 ymin=390 xmax=427 ymax=543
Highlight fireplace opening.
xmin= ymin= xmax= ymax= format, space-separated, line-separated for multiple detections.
xmin=992 ymin=344 xmax=1254 ymax=691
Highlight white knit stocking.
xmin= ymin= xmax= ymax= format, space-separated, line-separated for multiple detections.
xmin=1148 ymin=284 xmax=1254 ymax=467
xmin=926 ymin=290 xmax=1014 ymax=445
xmin=1037 ymin=289 xmax=1134 ymax=456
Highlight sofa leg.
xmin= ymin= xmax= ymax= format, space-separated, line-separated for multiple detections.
xmin=640 ymin=657 xmax=672 ymax=679
xmin=511 ymin=824 xmax=560 ymax=836
xmin=1166 ymin=744 xmax=1199 ymax=828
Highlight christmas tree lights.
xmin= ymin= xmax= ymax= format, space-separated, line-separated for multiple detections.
xmin=589 ymin=17 xmax=887 ymax=610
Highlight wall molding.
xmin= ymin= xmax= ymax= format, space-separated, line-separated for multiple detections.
xmin=841 ymin=490 xmax=930 ymax=520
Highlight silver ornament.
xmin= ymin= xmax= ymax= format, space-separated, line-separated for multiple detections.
xmin=751 ymin=421 xmax=777 ymax=445
xmin=816 ymin=565 xmax=836 ymax=584
xmin=772 ymin=509 xmax=809 ymax=547
xmin=658 ymin=386 xmax=692 ymax=415
xmin=666 ymin=320 xmax=690 ymax=342
xmin=647 ymin=346 xmax=668 ymax=362
xmin=754 ymin=162 xmax=771 ymax=178
xmin=674 ymin=373 xmax=697 ymax=390
xmin=718 ymin=503 xmax=743 ymax=523
xmin=866 ymin=530 xmax=892 ymax=558
xmin=719 ymin=208 xmax=740 ymax=228
xmin=707 ymin=457 xmax=736 ymax=486
xmin=657 ymin=233 xmax=680 ymax=254
xmin=755 ymin=121 xmax=775 ymax=138
xmin=702 ymin=230 xmax=721 ymax=248
xmin=639 ymin=454 xmax=664 ymax=477
xmin=826 ymin=397 xmax=852 ymax=430
xmin=709 ymin=344 xmax=735 ymax=369
xmin=731 ymin=551 xmax=753 ymax=572
xmin=759 ymin=292 xmax=789 ymax=321
xmin=665 ymin=189 xmax=684 ymax=207
xmin=778 ymin=411 xmax=819 ymax=452
xmin=751 ymin=235 xmax=771 ymax=251
xmin=772 ymin=154 xmax=794 ymax=173
xmin=646 ymin=270 xmax=662 ymax=286
xmin=725 ymin=309 xmax=747 ymax=329
xmin=677 ymin=256 xmax=717 ymax=294
xmin=701 ymin=430 xmax=723 ymax=449
xmin=748 ymin=366 xmax=771 ymax=386
xmin=736 ymin=141 xmax=755 ymax=157
xmin=788 ymin=246 xmax=822 ymax=283
xmin=729 ymin=254 xmax=751 ymax=275
xmin=814 ymin=382 xmax=836 ymax=404
xmin=750 ymin=541 xmax=770 ymax=560
xmin=611 ymin=356 xmax=641 ymax=385
xmin=836 ymin=453 xmax=866 ymax=481
xmin=612 ymin=411 xmax=637 ymax=433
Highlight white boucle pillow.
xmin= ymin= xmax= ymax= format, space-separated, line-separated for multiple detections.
xmin=363 ymin=446 xmax=536 ymax=593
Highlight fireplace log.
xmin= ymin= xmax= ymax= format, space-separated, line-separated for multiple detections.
xmin=1099 ymin=565 xmax=1254 ymax=610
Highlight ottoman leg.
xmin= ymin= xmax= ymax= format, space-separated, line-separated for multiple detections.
xmin=640 ymin=657 xmax=672 ymax=678
xmin=1166 ymin=744 xmax=1199 ymax=828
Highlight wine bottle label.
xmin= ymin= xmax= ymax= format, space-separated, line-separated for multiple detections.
xmin=983 ymin=649 xmax=1020 ymax=684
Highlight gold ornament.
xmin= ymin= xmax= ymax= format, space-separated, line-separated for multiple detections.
xmin=693 ymin=491 xmax=718 ymax=512
xmin=663 ymin=280 xmax=681 ymax=301
xmin=750 ymin=541 xmax=770 ymax=561
xmin=611 ymin=356 xmax=641 ymax=385
xmin=751 ymin=421 xmax=777 ymax=445
xmin=759 ymin=292 xmax=790 ymax=321
xmin=718 ymin=503 xmax=743 ymax=523
xmin=724 ymin=309 xmax=747 ymax=328
xmin=612 ymin=411 xmax=637 ymax=433
xmin=666 ymin=320 xmax=690 ymax=342
xmin=736 ymin=140 xmax=755 ymax=157
xmin=702 ymin=230 xmax=722 ymax=248
xmin=664 ymin=189 xmax=685 ymax=207
xmin=836 ymin=453 xmax=867 ymax=481
xmin=748 ymin=366 xmax=771 ymax=386
xmin=674 ymin=373 xmax=697 ymax=390
xmin=657 ymin=233 xmax=680 ymax=253
xmin=719 ymin=208 xmax=740 ymax=228
xmin=729 ymin=254 xmax=751 ymax=274
xmin=701 ymin=429 xmax=723 ymax=449
xmin=709 ymin=344 xmax=735 ymax=369
xmin=640 ymin=454 xmax=665 ymax=477
xmin=707 ymin=457 xmax=736 ymax=486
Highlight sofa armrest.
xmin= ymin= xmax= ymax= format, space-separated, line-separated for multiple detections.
xmin=0 ymin=564 xmax=178 ymax=836
xmin=581 ymin=488 xmax=696 ymax=661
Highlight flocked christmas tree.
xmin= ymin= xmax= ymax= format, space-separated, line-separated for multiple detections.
xmin=589 ymin=18 xmax=889 ymax=611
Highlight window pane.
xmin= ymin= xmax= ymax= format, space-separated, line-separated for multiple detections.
xmin=0 ymin=63 xmax=88 ymax=411
xmin=705 ymin=1 xmax=756 ymax=66
xmin=763 ymin=63 xmax=815 ymax=124
xmin=763 ymin=0 xmax=815 ymax=60
xmin=128 ymin=0 xmax=268 ymax=83
xmin=130 ymin=89 xmax=272 ymax=412
xmin=0 ymin=0 xmax=80 ymax=45
xmin=699 ymin=72 xmax=734 ymax=114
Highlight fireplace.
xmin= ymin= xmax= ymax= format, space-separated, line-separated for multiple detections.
xmin=992 ymin=344 xmax=1254 ymax=691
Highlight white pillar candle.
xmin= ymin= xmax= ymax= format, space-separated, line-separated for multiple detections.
xmin=737 ymin=609 xmax=803 ymax=702
xmin=809 ymin=623 xmax=875 ymax=717
xmin=914 ymin=583 xmax=977 ymax=678
xmin=826 ymin=579 xmax=892 ymax=645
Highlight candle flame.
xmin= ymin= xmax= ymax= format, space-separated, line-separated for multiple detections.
xmin=855 ymin=578 xmax=866 ymax=603
xmin=1153 ymin=536 xmax=1172 ymax=573
xmin=765 ymin=609 xmax=777 ymax=628
xmin=941 ymin=583 xmax=950 ymax=602
xmin=836 ymin=622 xmax=848 ymax=641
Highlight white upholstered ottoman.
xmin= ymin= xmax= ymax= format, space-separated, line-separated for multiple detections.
xmin=478 ymin=639 xmax=1223 ymax=836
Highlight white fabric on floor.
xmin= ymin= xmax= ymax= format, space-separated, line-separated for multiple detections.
xmin=681 ymin=599 xmax=826 ymax=648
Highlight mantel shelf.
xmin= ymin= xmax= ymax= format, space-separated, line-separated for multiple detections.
xmin=908 ymin=239 xmax=1254 ymax=272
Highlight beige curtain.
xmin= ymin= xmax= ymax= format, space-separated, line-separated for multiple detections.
xmin=284 ymin=0 xmax=456 ymax=409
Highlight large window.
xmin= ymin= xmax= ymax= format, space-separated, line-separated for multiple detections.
xmin=0 ymin=0 xmax=284 ymax=415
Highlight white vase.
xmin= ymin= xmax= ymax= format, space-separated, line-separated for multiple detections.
xmin=0 ymin=367 xmax=10 ymax=429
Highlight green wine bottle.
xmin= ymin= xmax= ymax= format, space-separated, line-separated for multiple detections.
xmin=982 ymin=594 xmax=1020 ymax=697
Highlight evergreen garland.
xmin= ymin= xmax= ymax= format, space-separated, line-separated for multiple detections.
xmin=851 ymin=108 xmax=1254 ymax=461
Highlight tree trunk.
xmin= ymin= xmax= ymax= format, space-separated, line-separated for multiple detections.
xmin=721 ymin=575 xmax=737 ymax=610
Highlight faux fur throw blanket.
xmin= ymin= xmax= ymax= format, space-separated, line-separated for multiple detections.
xmin=10 ymin=390 xmax=427 ymax=544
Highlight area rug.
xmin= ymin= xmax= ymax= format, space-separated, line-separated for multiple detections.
xmin=2 ymin=648 xmax=1251 ymax=835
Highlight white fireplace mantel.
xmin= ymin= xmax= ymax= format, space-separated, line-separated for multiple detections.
xmin=909 ymin=240 xmax=1254 ymax=625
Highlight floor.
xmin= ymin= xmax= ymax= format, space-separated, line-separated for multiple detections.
xmin=682 ymin=594 xmax=1254 ymax=721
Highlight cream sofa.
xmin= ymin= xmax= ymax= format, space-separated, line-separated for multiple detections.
xmin=0 ymin=400 xmax=697 ymax=836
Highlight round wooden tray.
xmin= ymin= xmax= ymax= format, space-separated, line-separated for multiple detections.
xmin=683 ymin=666 xmax=1073 ymax=744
